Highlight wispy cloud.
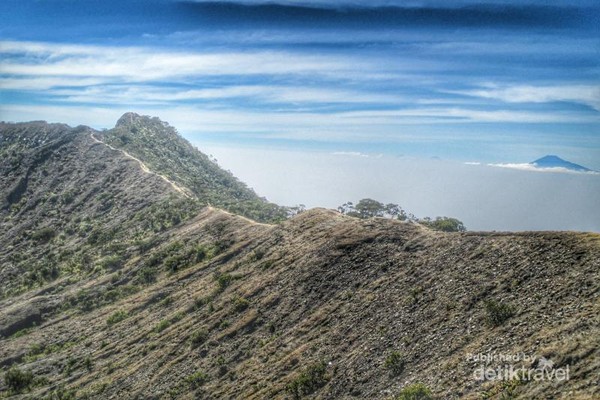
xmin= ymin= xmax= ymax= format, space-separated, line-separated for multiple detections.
xmin=488 ymin=162 xmax=599 ymax=175
xmin=332 ymin=151 xmax=382 ymax=158
xmin=0 ymin=41 xmax=364 ymax=81
xmin=450 ymin=84 xmax=600 ymax=111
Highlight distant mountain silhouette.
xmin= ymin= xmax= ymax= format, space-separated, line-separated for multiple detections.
xmin=530 ymin=155 xmax=594 ymax=172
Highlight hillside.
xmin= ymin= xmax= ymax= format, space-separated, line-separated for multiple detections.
xmin=100 ymin=113 xmax=287 ymax=222
xmin=0 ymin=116 xmax=598 ymax=400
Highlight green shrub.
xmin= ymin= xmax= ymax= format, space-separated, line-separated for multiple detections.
xmin=106 ymin=310 xmax=129 ymax=325
xmin=4 ymin=366 xmax=34 ymax=393
xmin=154 ymin=319 xmax=171 ymax=333
xmin=32 ymin=227 xmax=55 ymax=243
xmin=84 ymin=355 xmax=93 ymax=372
xmin=214 ymin=273 xmax=233 ymax=291
xmin=137 ymin=266 xmax=157 ymax=284
xmin=99 ymin=254 xmax=123 ymax=270
xmin=186 ymin=371 xmax=209 ymax=389
xmin=484 ymin=300 xmax=515 ymax=327
xmin=193 ymin=296 xmax=211 ymax=310
xmin=384 ymin=351 xmax=405 ymax=376
xmin=233 ymin=296 xmax=250 ymax=312
xmin=190 ymin=329 xmax=209 ymax=347
xmin=395 ymin=383 xmax=433 ymax=400
xmin=286 ymin=361 xmax=328 ymax=399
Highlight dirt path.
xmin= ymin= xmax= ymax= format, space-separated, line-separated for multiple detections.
xmin=90 ymin=133 xmax=195 ymax=199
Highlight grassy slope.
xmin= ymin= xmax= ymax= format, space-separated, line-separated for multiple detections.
xmin=1 ymin=207 xmax=598 ymax=399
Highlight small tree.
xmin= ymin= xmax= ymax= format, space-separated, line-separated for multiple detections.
xmin=420 ymin=217 xmax=466 ymax=232
xmin=350 ymin=198 xmax=385 ymax=219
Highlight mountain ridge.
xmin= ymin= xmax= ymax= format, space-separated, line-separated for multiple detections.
xmin=0 ymin=115 xmax=598 ymax=399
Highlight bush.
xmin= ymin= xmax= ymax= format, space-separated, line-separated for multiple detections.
xmin=32 ymin=227 xmax=55 ymax=243
xmin=233 ymin=296 xmax=250 ymax=312
xmin=4 ymin=366 xmax=34 ymax=393
xmin=214 ymin=273 xmax=233 ymax=292
xmin=186 ymin=371 xmax=209 ymax=389
xmin=99 ymin=254 xmax=123 ymax=270
xmin=395 ymin=383 xmax=433 ymax=400
xmin=138 ymin=267 xmax=157 ymax=284
xmin=286 ymin=361 xmax=328 ymax=399
xmin=384 ymin=351 xmax=405 ymax=376
xmin=190 ymin=329 xmax=209 ymax=347
xmin=154 ymin=319 xmax=171 ymax=333
xmin=484 ymin=300 xmax=515 ymax=327
xmin=106 ymin=310 xmax=129 ymax=325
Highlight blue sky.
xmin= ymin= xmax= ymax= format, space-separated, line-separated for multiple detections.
xmin=1 ymin=0 xmax=599 ymax=168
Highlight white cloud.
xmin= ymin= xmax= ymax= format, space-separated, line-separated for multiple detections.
xmin=450 ymin=84 xmax=600 ymax=111
xmin=0 ymin=40 xmax=366 ymax=82
xmin=332 ymin=151 xmax=382 ymax=158
xmin=338 ymin=107 xmax=599 ymax=124
xmin=48 ymin=84 xmax=402 ymax=106
xmin=488 ymin=162 xmax=600 ymax=175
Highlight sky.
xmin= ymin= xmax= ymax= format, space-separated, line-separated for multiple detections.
xmin=1 ymin=0 xmax=599 ymax=230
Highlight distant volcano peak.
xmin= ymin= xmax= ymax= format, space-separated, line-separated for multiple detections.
xmin=530 ymin=155 xmax=593 ymax=172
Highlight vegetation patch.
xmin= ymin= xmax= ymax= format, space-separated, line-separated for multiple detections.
xmin=395 ymin=383 xmax=433 ymax=400
xmin=106 ymin=310 xmax=129 ymax=325
xmin=384 ymin=351 xmax=405 ymax=376
xmin=286 ymin=361 xmax=329 ymax=399
xmin=484 ymin=299 xmax=515 ymax=327
xmin=233 ymin=296 xmax=250 ymax=312
xmin=4 ymin=366 xmax=34 ymax=393
xmin=186 ymin=371 xmax=209 ymax=389
xmin=190 ymin=329 xmax=209 ymax=347
xmin=214 ymin=272 xmax=234 ymax=292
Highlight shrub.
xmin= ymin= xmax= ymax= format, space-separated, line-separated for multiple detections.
xmin=233 ymin=296 xmax=250 ymax=312
xmin=32 ymin=227 xmax=55 ymax=243
xmin=4 ymin=366 xmax=34 ymax=393
xmin=99 ymin=254 xmax=123 ymax=270
xmin=286 ymin=361 xmax=328 ymax=399
xmin=186 ymin=371 xmax=209 ymax=389
xmin=154 ymin=319 xmax=171 ymax=333
xmin=484 ymin=300 xmax=515 ymax=327
xmin=194 ymin=245 xmax=210 ymax=262
xmin=214 ymin=273 xmax=233 ymax=292
xmin=138 ymin=267 xmax=157 ymax=284
xmin=190 ymin=329 xmax=209 ymax=347
xmin=193 ymin=296 xmax=211 ymax=310
xmin=384 ymin=351 xmax=405 ymax=376
xmin=395 ymin=383 xmax=433 ymax=400
xmin=84 ymin=356 xmax=93 ymax=372
xmin=106 ymin=310 xmax=129 ymax=325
